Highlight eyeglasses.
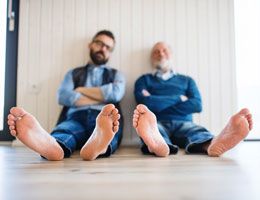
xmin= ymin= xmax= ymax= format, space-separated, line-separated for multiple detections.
xmin=92 ymin=40 xmax=114 ymax=52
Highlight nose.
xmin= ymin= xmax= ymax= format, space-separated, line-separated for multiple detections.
xmin=100 ymin=45 xmax=107 ymax=51
xmin=157 ymin=51 xmax=165 ymax=59
xmin=159 ymin=50 xmax=165 ymax=56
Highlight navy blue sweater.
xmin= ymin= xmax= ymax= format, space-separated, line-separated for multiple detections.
xmin=134 ymin=73 xmax=202 ymax=122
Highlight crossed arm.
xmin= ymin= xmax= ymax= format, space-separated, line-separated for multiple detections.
xmin=57 ymin=70 xmax=103 ymax=107
xmin=134 ymin=76 xmax=202 ymax=114
xmin=57 ymin=70 xmax=125 ymax=107
xmin=164 ymin=78 xmax=202 ymax=115
xmin=74 ymin=87 xmax=103 ymax=106
xmin=134 ymin=77 xmax=182 ymax=113
xmin=135 ymin=90 xmax=182 ymax=113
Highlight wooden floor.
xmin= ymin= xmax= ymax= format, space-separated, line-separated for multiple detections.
xmin=1 ymin=142 xmax=260 ymax=200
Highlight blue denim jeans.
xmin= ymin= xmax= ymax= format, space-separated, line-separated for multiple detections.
xmin=51 ymin=109 xmax=123 ymax=158
xmin=141 ymin=120 xmax=214 ymax=155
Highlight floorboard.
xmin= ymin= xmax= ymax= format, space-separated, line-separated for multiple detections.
xmin=0 ymin=142 xmax=260 ymax=200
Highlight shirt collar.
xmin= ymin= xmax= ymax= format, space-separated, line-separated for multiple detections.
xmin=87 ymin=63 xmax=106 ymax=70
xmin=154 ymin=69 xmax=175 ymax=80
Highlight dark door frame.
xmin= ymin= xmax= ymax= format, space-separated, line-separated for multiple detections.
xmin=0 ymin=0 xmax=19 ymax=141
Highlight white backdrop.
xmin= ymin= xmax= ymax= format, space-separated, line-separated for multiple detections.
xmin=17 ymin=0 xmax=236 ymax=145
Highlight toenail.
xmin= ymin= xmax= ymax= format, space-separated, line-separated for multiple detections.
xmin=16 ymin=116 xmax=22 ymax=120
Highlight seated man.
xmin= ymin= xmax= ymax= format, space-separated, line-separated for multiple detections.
xmin=133 ymin=42 xmax=253 ymax=157
xmin=7 ymin=30 xmax=125 ymax=161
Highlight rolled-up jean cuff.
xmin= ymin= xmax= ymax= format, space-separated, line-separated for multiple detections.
xmin=141 ymin=143 xmax=179 ymax=155
xmin=185 ymin=137 xmax=213 ymax=154
xmin=55 ymin=139 xmax=72 ymax=158
xmin=98 ymin=144 xmax=112 ymax=158
xmin=169 ymin=143 xmax=179 ymax=154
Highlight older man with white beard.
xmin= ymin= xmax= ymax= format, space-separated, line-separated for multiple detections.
xmin=132 ymin=42 xmax=253 ymax=157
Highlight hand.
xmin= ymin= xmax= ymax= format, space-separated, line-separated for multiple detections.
xmin=180 ymin=95 xmax=188 ymax=102
xmin=142 ymin=89 xmax=151 ymax=97
xmin=75 ymin=87 xmax=83 ymax=93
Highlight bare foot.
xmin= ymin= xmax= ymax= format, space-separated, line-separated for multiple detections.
xmin=207 ymin=108 xmax=253 ymax=157
xmin=80 ymin=104 xmax=120 ymax=161
xmin=133 ymin=104 xmax=169 ymax=157
xmin=7 ymin=107 xmax=64 ymax=160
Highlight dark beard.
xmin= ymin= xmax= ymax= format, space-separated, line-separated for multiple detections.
xmin=90 ymin=50 xmax=108 ymax=65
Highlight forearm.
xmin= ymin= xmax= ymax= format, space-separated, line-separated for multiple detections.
xmin=75 ymin=87 xmax=104 ymax=101
xmin=100 ymin=81 xmax=125 ymax=103
xmin=136 ymin=94 xmax=181 ymax=113
xmin=173 ymin=77 xmax=202 ymax=114
xmin=74 ymin=95 xmax=101 ymax=107
xmin=57 ymin=70 xmax=82 ymax=107
xmin=58 ymin=90 xmax=81 ymax=107
xmin=165 ymin=98 xmax=202 ymax=115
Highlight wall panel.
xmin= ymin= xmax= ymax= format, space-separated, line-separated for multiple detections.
xmin=18 ymin=0 xmax=236 ymax=144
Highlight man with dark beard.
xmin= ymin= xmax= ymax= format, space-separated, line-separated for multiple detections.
xmin=7 ymin=30 xmax=126 ymax=161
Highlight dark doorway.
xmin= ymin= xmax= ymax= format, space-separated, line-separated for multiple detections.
xmin=0 ymin=0 xmax=19 ymax=141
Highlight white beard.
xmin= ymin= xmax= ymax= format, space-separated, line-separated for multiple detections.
xmin=154 ymin=59 xmax=172 ymax=72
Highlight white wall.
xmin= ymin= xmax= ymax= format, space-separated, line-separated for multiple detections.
xmin=18 ymin=0 xmax=236 ymax=145
xmin=234 ymin=0 xmax=260 ymax=139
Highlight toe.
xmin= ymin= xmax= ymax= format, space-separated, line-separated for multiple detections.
xmin=10 ymin=107 xmax=26 ymax=117
xmin=133 ymin=117 xmax=138 ymax=123
xmin=10 ymin=130 xmax=17 ymax=136
xmin=8 ymin=114 xmax=16 ymax=120
xmin=134 ymin=109 xmax=140 ymax=115
xmin=113 ymin=121 xmax=119 ymax=126
xmin=112 ymin=113 xmax=120 ymax=122
xmin=111 ymin=108 xmax=118 ymax=115
xmin=101 ymin=104 xmax=115 ymax=116
xmin=238 ymin=108 xmax=250 ymax=116
xmin=136 ymin=104 xmax=147 ymax=113
xmin=133 ymin=113 xmax=140 ymax=119
xmin=137 ymin=104 xmax=149 ymax=113
xmin=7 ymin=120 xmax=15 ymax=126
xmin=113 ymin=125 xmax=119 ymax=133
xmin=133 ymin=121 xmax=138 ymax=128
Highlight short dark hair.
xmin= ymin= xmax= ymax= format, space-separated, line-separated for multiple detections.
xmin=93 ymin=30 xmax=115 ymax=42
